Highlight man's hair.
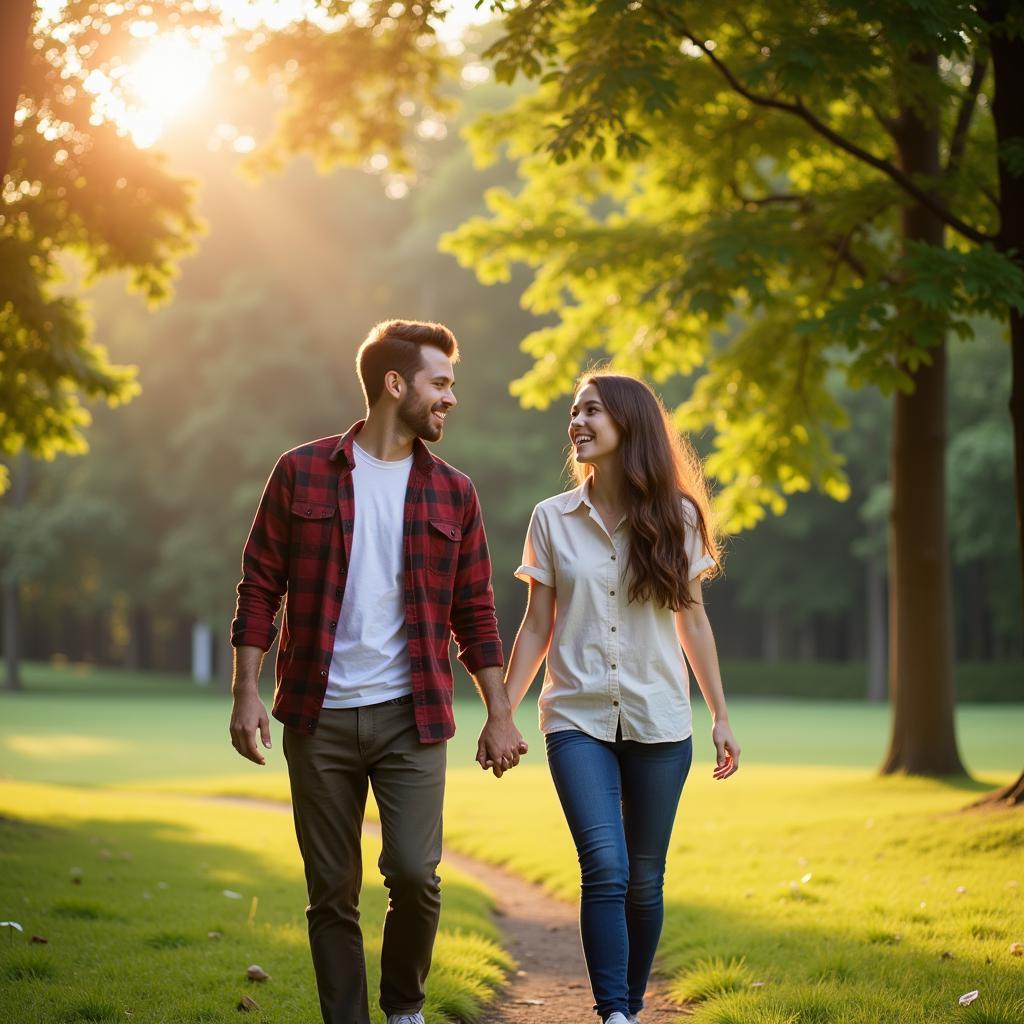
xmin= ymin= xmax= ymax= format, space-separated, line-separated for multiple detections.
xmin=356 ymin=319 xmax=460 ymax=406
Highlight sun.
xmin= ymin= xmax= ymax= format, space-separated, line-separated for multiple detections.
xmin=121 ymin=36 xmax=214 ymax=148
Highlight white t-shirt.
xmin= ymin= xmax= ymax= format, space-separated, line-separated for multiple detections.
xmin=323 ymin=442 xmax=414 ymax=708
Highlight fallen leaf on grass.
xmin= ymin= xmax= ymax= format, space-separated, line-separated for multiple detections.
xmin=515 ymin=970 xmax=528 ymax=978
xmin=247 ymin=965 xmax=270 ymax=982
xmin=751 ymin=982 xmax=766 ymax=988
xmin=955 ymin=886 xmax=967 ymax=895
xmin=223 ymin=890 xmax=242 ymax=900
xmin=940 ymin=951 xmax=955 ymax=960
xmin=208 ymin=932 xmax=222 ymax=941
xmin=1009 ymin=943 xmax=1023 ymax=957
xmin=958 ymin=990 xmax=979 ymax=1007
xmin=31 ymin=935 xmax=48 ymax=944
xmin=237 ymin=995 xmax=261 ymax=1012
xmin=516 ymin=999 xmax=544 ymax=1005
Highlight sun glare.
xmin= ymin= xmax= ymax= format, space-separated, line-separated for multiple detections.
xmin=121 ymin=37 xmax=213 ymax=148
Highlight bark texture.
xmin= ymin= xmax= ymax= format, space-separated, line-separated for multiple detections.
xmin=881 ymin=51 xmax=965 ymax=776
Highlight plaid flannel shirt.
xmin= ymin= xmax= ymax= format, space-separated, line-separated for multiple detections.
xmin=230 ymin=420 xmax=504 ymax=742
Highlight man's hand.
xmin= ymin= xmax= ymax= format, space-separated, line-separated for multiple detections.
xmin=476 ymin=713 xmax=528 ymax=778
xmin=229 ymin=692 xmax=272 ymax=765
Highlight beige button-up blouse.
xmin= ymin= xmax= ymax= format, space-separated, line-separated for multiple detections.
xmin=515 ymin=483 xmax=714 ymax=743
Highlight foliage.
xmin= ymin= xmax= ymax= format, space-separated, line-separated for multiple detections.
xmin=443 ymin=1 xmax=1024 ymax=530
xmin=0 ymin=1 xmax=212 ymax=487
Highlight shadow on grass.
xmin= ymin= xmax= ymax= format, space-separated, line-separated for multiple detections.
xmin=0 ymin=804 xmax=505 ymax=1024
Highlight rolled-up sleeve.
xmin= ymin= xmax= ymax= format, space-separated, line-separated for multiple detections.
xmin=231 ymin=455 xmax=293 ymax=651
xmin=450 ymin=482 xmax=504 ymax=673
xmin=682 ymin=498 xmax=715 ymax=580
xmin=515 ymin=504 xmax=555 ymax=588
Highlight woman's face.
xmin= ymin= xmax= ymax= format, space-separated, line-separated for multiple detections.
xmin=569 ymin=382 xmax=622 ymax=465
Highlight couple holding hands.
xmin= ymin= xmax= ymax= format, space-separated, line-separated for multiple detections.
xmin=228 ymin=319 xmax=740 ymax=1024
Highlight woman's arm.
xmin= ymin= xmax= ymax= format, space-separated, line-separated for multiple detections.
xmin=504 ymin=578 xmax=556 ymax=711
xmin=675 ymin=576 xmax=741 ymax=779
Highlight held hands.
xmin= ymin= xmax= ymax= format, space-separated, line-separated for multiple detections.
xmin=476 ymin=713 xmax=529 ymax=778
xmin=229 ymin=693 xmax=272 ymax=765
xmin=711 ymin=719 xmax=741 ymax=780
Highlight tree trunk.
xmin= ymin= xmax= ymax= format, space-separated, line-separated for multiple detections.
xmin=217 ymin=632 xmax=233 ymax=692
xmin=762 ymin=607 xmax=782 ymax=663
xmin=3 ymin=455 xmax=30 ymax=691
xmin=0 ymin=0 xmax=33 ymax=182
xmin=969 ymin=3 xmax=1024 ymax=806
xmin=866 ymin=550 xmax=887 ymax=702
xmin=881 ymin=51 xmax=966 ymax=776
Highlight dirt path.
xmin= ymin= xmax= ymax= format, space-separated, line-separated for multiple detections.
xmin=211 ymin=797 xmax=686 ymax=1024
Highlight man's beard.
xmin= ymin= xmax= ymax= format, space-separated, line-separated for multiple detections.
xmin=398 ymin=392 xmax=444 ymax=442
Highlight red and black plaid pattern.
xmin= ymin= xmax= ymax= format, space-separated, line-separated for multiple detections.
xmin=231 ymin=420 xmax=503 ymax=742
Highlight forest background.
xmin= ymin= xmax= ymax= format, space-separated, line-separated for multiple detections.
xmin=1 ymin=1 xmax=1021 ymax=707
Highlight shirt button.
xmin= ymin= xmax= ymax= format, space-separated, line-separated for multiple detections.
xmin=612 ymin=700 xmax=619 ymax=707
xmin=611 ymin=663 xmax=617 ymax=669
xmin=330 ymin=621 xmax=337 ymax=630
xmin=336 ymin=587 xmax=342 ymax=597
xmin=611 ymin=626 xmax=617 ymax=632
xmin=611 ymin=554 xmax=617 ymax=560
xmin=340 ymin=567 xmax=347 ymax=575
xmin=449 ymin=528 xmax=456 ymax=537
xmin=320 ymin=670 xmax=326 ymax=677
xmin=610 ymin=590 xmax=615 ymax=596
xmin=306 ymin=507 xmax=313 ymax=515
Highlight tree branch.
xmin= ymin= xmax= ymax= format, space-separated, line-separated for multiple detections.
xmin=648 ymin=2 xmax=996 ymax=247
xmin=945 ymin=53 xmax=987 ymax=176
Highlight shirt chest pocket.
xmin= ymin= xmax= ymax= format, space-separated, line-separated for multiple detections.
xmin=427 ymin=519 xmax=461 ymax=579
xmin=290 ymin=497 xmax=336 ymax=554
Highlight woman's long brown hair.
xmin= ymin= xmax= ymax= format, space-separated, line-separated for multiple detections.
xmin=566 ymin=371 xmax=721 ymax=610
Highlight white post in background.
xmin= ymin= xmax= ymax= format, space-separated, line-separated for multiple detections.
xmin=192 ymin=621 xmax=213 ymax=685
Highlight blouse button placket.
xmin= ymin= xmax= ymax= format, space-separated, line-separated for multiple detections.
xmin=608 ymin=536 xmax=622 ymax=725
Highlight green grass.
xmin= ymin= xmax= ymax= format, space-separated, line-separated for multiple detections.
xmin=2 ymin=664 xmax=1022 ymax=799
xmin=3 ymin=663 xmax=1023 ymax=1023
xmin=441 ymin=763 xmax=1024 ymax=1024
xmin=0 ymin=781 xmax=510 ymax=1024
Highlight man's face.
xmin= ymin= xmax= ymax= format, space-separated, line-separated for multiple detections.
xmin=397 ymin=346 xmax=457 ymax=443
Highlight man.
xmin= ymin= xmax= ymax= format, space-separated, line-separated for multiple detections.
xmin=228 ymin=319 xmax=526 ymax=1024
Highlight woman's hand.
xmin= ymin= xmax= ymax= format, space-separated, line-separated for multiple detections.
xmin=711 ymin=719 xmax=740 ymax=780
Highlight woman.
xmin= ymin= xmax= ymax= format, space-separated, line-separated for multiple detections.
xmin=503 ymin=371 xmax=740 ymax=1024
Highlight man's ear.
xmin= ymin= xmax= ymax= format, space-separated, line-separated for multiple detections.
xmin=383 ymin=369 xmax=404 ymax=400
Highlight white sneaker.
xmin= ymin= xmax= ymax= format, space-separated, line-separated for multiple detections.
xmin=388 ymin=1014 xmax=424 ymax=1024
xmin=605 ymin=1013 xmax=631 ymax=1024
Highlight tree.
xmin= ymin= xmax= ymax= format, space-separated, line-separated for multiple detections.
xmin=441 ymin=1 xmax=1024 ymax=777
xmin=0 ymin=1 xmax=214 ymax=484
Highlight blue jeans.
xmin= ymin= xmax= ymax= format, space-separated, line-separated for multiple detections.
xmin=545 ymin=729 xmax=692 ymax=1020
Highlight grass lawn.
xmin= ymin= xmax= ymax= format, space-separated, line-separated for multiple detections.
xmin=2 ymin=664 xmax=1023 ymax=1023
xmin=0 ymin=781 xmax=509 ymax=1024
xmin=442 ymin=764 xmax=1024 ymax=1024
xmin=2 ymin=663 xmax=1022 ymax=797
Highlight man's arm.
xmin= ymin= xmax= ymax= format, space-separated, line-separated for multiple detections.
xmin=473 ymin=664 xmax=528 ymax=778
xmin=229 ymin=645 xmax=272 ymax=765
xmin=228 ymin=455 xmax=292 ymax=764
